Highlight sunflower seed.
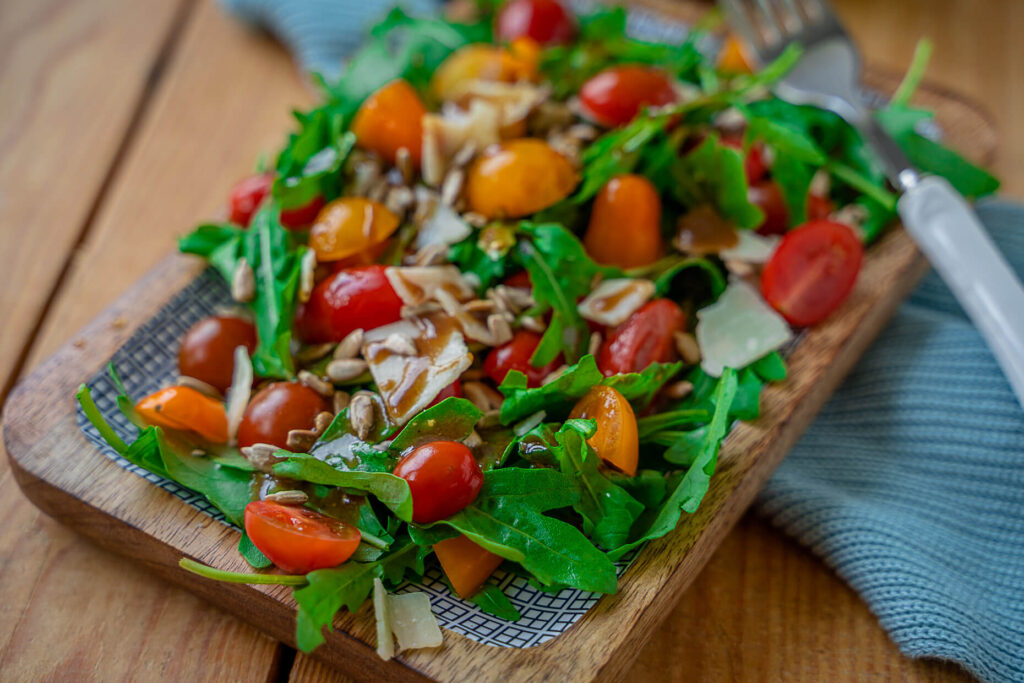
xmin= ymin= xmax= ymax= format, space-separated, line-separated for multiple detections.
xmin=296 ymin=343 xmax=336 ymax=364
xmin=463 ymin=430 xmax=484 ymax=449
xmin=298 ymin=370 xmax=334 ymax=397
xmin=326 ymin=358 xmax=368 ymax=383
xmin=350 ymin=157 xmax=383 ymax=197
xmin=401 ymin=302 xmax=443 ymax=319
xmin=665 ymin=380 xmax=694 ymax=400
xmin=314 ymin=411 xmax=334 ymax=433
xmin=395 ymin=146 xmax=414 ymax=183
xmin=191 ymin=449 xmax=207 ymax=457
xmin=520 ymin=315 xmax=545 ymax=333
xmin=241 ymin=443 xmax=282 ymax=473
xmin=462 ymin=212 xmax=488 ymax=228
xmin=349 ymin=394 xmax=375 ymax=440
xmin=487 ymin=314 xmax=513 ymax=346
xmin=177 ymin=375 xmax=222 ymax=399
xmin=463 ymin=299 xmax=496 ymax=314
xmin=673 ymin=331 xmax=702 ymax=365
xmin=440 ymin=168 xmax=465 ymax=207
xmin=810 ymin=168 xmax=830 ymax=197
xmin=333 ymin=328 xmax=365 ymax=359
xmin=451 ymin=141 xmax=478 ymax=168
xmin=231 ymin=258 xmax=255 ymax=303
xmin=413 ymin=243 xmax=448 ymax=267
xmin=463 ymin=381 xmax=503 ymax=412
xmin=333 ymin=390 xmax=351 ymax=413
xmin=299 ymin=249 xmax=317 ymax=303
xmin=265 ymin=490 xmax=309 ymax=505
xmin=286 ymin=428 xmax=319 ymax=452
xmin=566 ymin=123 xmax=599 ymax=141
xmin=385 ymin=185 xmax=415 ymax=216
xmin=368 ymin=176 xmax=390 ymax=203
xmin=588 ymin=331 xmax=603 ymax=357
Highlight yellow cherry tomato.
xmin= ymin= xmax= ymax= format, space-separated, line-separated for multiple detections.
xmin=569 ymin=385 xmax=639 ymax=476
xmin=135 ymin=386 xmax=229 ymax=444
xmin=718 ymin=35 xmax=753 ymax=74
xmin=465 ymin=139 xmax=577 ymax=219
xmin=431 ymin=44 xmax=537 ymax=101
xmin=583 ymin=174 xmax=664 ymax=269
xmin=309 ymin=198 xmax=400 ymax=262
xmin=351 ymin=79 xmax=426 ymax=165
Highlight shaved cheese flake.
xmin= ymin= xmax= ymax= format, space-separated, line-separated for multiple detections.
xmin=413 ymin=187 xmax=472 ymax=250
xmin=696 ymin=279 xmax=792 ymax=377
xmin=577 ymin=278 xmax=656 ymax=327
xmin=374 ymin=578 xmax=394 ymax=661
xmin=224 ymin=345 xmax=253 ymax=443
xmin=384 ymin=266 xmax=475 ymax=306
xmin=364 ymin=318 xmax=473 ymax=425
xmin=718 ymin=230 xmax=779 ymax=264
xmin=388 ymin=592 xmax=443 ymax=652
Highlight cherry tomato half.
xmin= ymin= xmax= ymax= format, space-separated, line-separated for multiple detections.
xmin=135 ymin=386 xmax=229 ymax=444
xmin=244 ymin=501 xmax=361 ymax=574
xmin=229 ymin=173 xmax=273 ymax=227
xmin=393 ymin=441 xmax=484 ymax=524
xmin=749 ymin=180 xmax=789 ymax=236
xmin=761 ymin=219 xmax=863 ymax=327
xmin=296 ymin=265 xmax=404 ymax=344
xmin=178 ymin=315 xmax=256 ymax=394
xmin=597 ymin=299 xmax=685 ymax=376
xmin=569 ymin=385 xmax=639 ymax=476
xmin=579 ymin=66 xmax=678 ymax=128
xmin=496 ymin=0 xmax=576 ymax=46
xmin=237 ymin=382 xmax=330 ymax=449
xmin=483 ymin=330 xmax=563 ymax=388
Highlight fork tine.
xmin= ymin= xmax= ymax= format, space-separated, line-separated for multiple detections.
xmin=720 ymin=0 xmax=767 ymax=56
xmin=752 ymin=0 xmax=784 ymax=47
xmin=775 ymin=0 xmax=807 ymax=32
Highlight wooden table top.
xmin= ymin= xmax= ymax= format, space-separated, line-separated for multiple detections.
xmin=1 ymin=0 xmax=1018 ymax=680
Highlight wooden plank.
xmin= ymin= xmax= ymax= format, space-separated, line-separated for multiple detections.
xmin=0 ymin=0 xmax=186 ymax=400
xmin=0 ymin=0 xmax=314 ymax=679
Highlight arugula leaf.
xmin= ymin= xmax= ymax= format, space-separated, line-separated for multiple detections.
xmin=469 ymin=584 xmax=521 ymax=621
xmin=751 ymin=351 xmax=787 ymax=382
xmin=389 ymin=398 xmax=482 ymax=453
xmin=307 ymin=411 xmax=395 ymax=472
xmin=518 ymin=223 xmax=618 ymax=365
xmin=611 ymin=470 xmax=668 ymax=509
xmin=498 ymin=355 xmax=603 ymax=424
xmin=273 ymin=453 xmax=413 ymax=522
xmin=551 ymin=421 xmax=644 ymax=550
xmin=573 ymin=116 xmax=672 ymax=203
xmin=609 ymin=368 xmax=738 ymax=560
xmin=448 ymin=233 xmax=515 ymax=294
xmin=671 ymin=134 xmax=763 ymax=228
xmin=637 ymin=255 xmax=727 ymax=301
xmin=349 ymin=500 xmax=395 ymax=562
xmin=273 ymin=106 xmax=354 ymax=210
xmin=603 ymin=361 xmax=683 ymax=408
xmin=427 ymin=468 xmax=618 ymax=593
xmin=238 ymin=532 xmax=273 ymax=569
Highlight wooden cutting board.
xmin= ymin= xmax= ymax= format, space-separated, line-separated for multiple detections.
xmin=1 ymin=1 xmax=997 ymax=679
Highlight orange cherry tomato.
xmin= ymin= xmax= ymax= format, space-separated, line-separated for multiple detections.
xmin=244 ymin=501 xmax=361 ymax=574
xmin=569 ymin=385 xmax=639 ymax=476
xmin=178 ymin=315 xmax=256 ymax=394
xmin=393 ymin=441 xmax=484 ymax=524
xmin=761 ymin=219 xmax=863 ymax=327
xmin=597 ymin=299 xmax=686 ymax=376
xmin=583 ymin=174 xmax=663 ymax=269
xmin=433 ymin=534 xmax=504 ymax=599
xmin=351 ymin=79 xmax=425 ymax=166
xmin=135 ymin=386 xmax=229 ymax=444
xmin=465 ymin=139 xmax=577 ymax=219
xmin=431 ymin=44 xmax=537 ymax=101
xmin=718 ymin=35 xmax=753 ymax=74
xmin=308 ymin=198 xmax=400 ymax=263
xmin=237 ymin=382 xmax=331 ymax=449
xmin=579 ymin=66 xmax=678 ymax=128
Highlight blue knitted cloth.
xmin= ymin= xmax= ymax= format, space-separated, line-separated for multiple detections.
xmin=220 ymin=3 xmax=1024 ymax=679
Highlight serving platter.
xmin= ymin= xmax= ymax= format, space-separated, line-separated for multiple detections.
xmin=2 ymin=0 xmax=997 ymax=678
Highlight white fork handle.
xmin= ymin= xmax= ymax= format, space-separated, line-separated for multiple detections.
xmin=898 ymin=176 xmax=1024 ymax=408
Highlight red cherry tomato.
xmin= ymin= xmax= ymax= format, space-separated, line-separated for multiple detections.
xmin=749 ymin=180 xmax=789 ymax=235
xmin=280 ymin=195 xmax=325 ymax=230
xmin=502 ymin=270 xmax=532 ymax=289
xmin=229 ymin=173 xmax=273 ymax=227
xmin=428 ymin=380 xmax=463 ymax=408
xmin=597 ymin=299 xmax=686 ymax=376
xmin=178 ymin=315 xmax=256 ymax=394
xmin=483 ymin=330 xmax=563 ymax=388
xmin=296 ymin=265 xmax=403 ymax=344
xmin=237 ymin=382 xmax=330 ymax=449
xmin=721 ymin=136 xmax=767 ymax=184
xmin=496 ymin=0 xmax=576 ymax=45
xmin=761 ymin=219 xmax=863 ymax=327
xmin=806 ymin=193 xmax=834 ymax=221
xmin=244 ymin=501 xmax=360 ymax=574
xmin=579 ymin=66 xmax=678 ymax=128
xmin=393 ymin=441 xmax=484 ymax=523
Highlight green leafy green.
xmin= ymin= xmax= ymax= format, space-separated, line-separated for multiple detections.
xmin=238 ymin=532 xmax=273 ymax=569
xmin=469 ymin=584 xmax=521 ymax=621
xmin=751 ymin=351 xmax=787 ymax=382
xmin=273 ymin=453 xmax=413 ymax=522
xmin=273 ymin=107 xmax=354 ymax=210
xmin=671 ymin=134 xmax=763 ymax=228
xmin=389 ymin=398 xmax=482 ymax=453
xmin=426 ymin=468 xmax=618 ymax=593
xmin=603 ymin=361 xmax=683 ymax=408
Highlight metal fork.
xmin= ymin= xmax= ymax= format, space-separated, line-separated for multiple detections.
xmin=721 ymin=0 xmax=1024 ymax=408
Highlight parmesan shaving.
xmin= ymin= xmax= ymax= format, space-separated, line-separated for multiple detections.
xmin=696 ymin=279 xmax=792 ymax=377
xmin=224 ymin=345 xmax=253 ymax=443
xmin=717 ymin=230 xmax=779 ymax=264
xmin=388 ymin=592 xmax=444 ymax=652
xmin=384 ymin=266 xmax=475 ymax=307
xmin=413 ymin=187 xmax=472 ymax=250
xmin=577 ymin=278 xmax=655 ymax=327
xmin=374 ymin=578 xmax=395 ymax=661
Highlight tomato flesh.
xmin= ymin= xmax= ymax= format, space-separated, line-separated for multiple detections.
xmin=569 ymin=385 xmax=639 ymax=476
xmin=749 ymin=180 xmax=789 ymax=235
xmin=393 ymin=441 xmax=484 ymax=524
xmin=296 ymin=265 xmax=404 ymax=344
xmin=178 ymin=315 xmax=256 ymax=394
xmin=483 ymin=330 xmax=563 ymax=388
xmin=229 ymin=173 xmax=273 ymax=227
xmin=244 ymin=501 xmax=360 ymax=574
xmin=237 ymin=382 xmax=330 ymax=449
xmin=495 ymin=0 xmax=576 ymax=45
xmin=579 ymin=66 xmax=678 ymax=128
xmin=597 ymin=299 xmax=685 ymax=376
xmin=761 ymin=219 xmax=863 ymax=327
xmin=806 ymin=193 xmax=834 ymax=221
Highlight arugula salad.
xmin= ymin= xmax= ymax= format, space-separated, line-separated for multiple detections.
xmin=77 ymin=0 xmax=997 ymax=657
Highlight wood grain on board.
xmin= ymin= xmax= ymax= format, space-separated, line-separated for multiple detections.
xmin=0 ymin=0 xmax=1016 ymax=680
